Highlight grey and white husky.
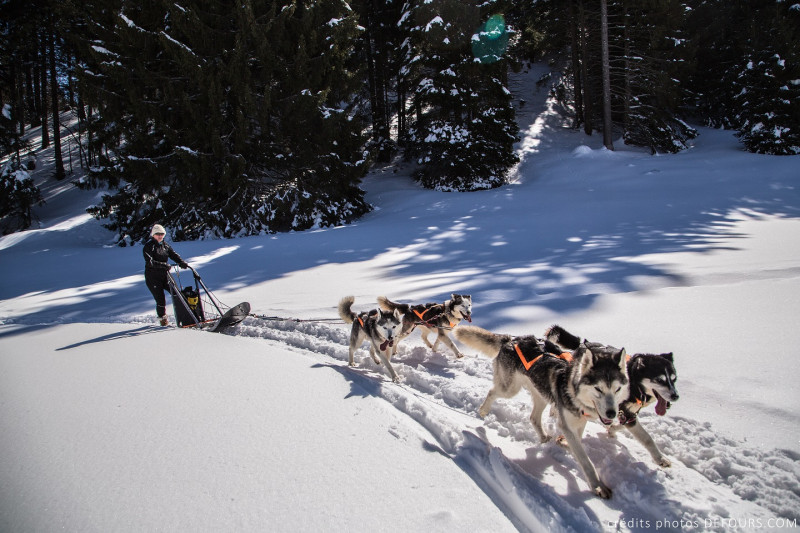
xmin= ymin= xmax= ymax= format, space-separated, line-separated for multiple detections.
xmin=338 ymin=296 xmax=404 ymax=382
xmin=377 ymin=294 xmax=472 ymax=358
xmin=454 ymin=325 xmax=629 ymax=499
xmin=546 ymin=325 xmax=679 ymax=467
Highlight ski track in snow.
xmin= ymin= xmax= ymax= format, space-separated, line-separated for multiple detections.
xmin=218 ymin=315 xmax=799 ymax=532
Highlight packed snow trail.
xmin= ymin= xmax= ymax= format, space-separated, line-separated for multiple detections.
xmin=229 ymin=316 xmax=800 ymax=532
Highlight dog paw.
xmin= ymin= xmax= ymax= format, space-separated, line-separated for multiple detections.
xmin=657 ymin=457 xmax=672 ymax=468
xmin=594 ymin=484 xmax=613 ymax=499
xmin=478 ymin=408 xmax=490 ymax=418
xmin=539 ymin=435 xmax=552 ymax=444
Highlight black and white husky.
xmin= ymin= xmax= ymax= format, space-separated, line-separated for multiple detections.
xmin=377 ymin=294 xmax=472 ymax=358
xmin=546 ymin=325 xmax=679 ymax=467
xmin=454 ymin=325 xmax=628 ymax=499
xmin=338 ymin=296 xmax=404 ymax=382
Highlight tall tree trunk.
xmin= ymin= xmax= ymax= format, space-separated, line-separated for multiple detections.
xmin=623 ymin=3 xmax=631 ymax=136
xmin=578 ymin=0 xmax=592 ymax=135
xmin=66 ymin=50 xmax=76 ymax=107
xmin=12 ymin=63 xmax=24 ymax=138
xmin=77 ymin=94 xmax=87 ymax=169
xmin=397 ymin=81 xmax=406 ymax=147
xmin=33 ymin=63 xmax=41 ymax=127
xmin=40 ymin=35 xmax=50 ymax=149
xmin=10 ymin=62 xmax=22 ymax=164
xmin=25 ymin=60 xmax=36 ymax=127
xmin=569 ymin=0 xmax=584 ymax=130
xmin=600 ymin=0 xmax=614 ymax=150
xmin=364 ymin=0 xmax=391 ymax=162
xmin=49 ymin=21 xmax=65 ymax=180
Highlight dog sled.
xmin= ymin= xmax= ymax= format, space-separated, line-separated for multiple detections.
xmin=166 ymin=266 xmax=250 ymax=333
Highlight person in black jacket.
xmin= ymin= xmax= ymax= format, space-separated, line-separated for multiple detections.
xmin=143 ymin=224 xmax=189 ymax=326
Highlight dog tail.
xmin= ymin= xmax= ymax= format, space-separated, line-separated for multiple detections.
xmin=452 ymin=326 xmax=508 ymax=358
xmin=377 ymin=295 xmax=410 ymax=314
xmin=544 ymin=324 xmax=581 ymax=351
xmin=338 ymin=296 xmax=356 ymax=324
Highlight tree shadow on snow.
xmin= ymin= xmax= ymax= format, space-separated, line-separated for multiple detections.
xmin=3 ymin=121 xmax=799 ymax=331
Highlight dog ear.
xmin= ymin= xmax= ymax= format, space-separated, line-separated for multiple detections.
xmin=616 ymin=348 xmax=627 ymax=369
xmin=393 ymin=308 xmax=402 ymax=321
xmin=577 ymin=344 xmax=594 ymax=369
xmin=660 ymin=352 xmax=674 ymax=362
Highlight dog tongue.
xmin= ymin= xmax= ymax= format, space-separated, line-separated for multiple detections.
xmin=655 ymin=394 xmax=668 ymax=416
xmin=380 ymin=339 xmax=392 ymax=351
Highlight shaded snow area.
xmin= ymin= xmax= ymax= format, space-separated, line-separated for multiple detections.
xmin=2 ymin=65 xmax=800 ymax=532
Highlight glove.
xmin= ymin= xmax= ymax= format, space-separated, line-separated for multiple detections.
xmin=179 ymin=262 xmax=189 ymax=269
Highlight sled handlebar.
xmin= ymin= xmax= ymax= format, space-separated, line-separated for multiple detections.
xmin=169 ymin=264 xmax=201 ymax=279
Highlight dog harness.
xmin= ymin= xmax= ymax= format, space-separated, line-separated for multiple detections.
xmin=411 ymin=305 xmax=460 ymax=329
xmin=513 ymin=343 xmax=573 ymax=371
xmin=412 ymin=306 xmax=445 ymax=326
xmin=412 ymin=307 xmax=433 ymax=322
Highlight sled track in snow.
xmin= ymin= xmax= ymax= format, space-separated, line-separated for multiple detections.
xmin=2 ymin=315 xmax=798 ymax=527
xmin=232 ymin=316 xmax=586 ymax=533
xmin=230 ymin=317 xmax=800 ymax=529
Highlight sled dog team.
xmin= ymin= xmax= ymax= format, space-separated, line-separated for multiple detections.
xmin=338 ymin=294 xmax=679 ymax=499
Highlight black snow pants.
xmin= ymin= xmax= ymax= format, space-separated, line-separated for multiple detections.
xmin=145 ymin=269 xmax=172 ymax=318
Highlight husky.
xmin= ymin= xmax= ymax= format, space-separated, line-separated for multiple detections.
xmin=338 ymin=296 xmax=404 ymax=382
xmin=546 ymin=325 xmax=679 ymax=467
xmin=454 ymin=325 xmax=628 ymax=499
xmin=376 ymin=294 xmax=472 ymax=358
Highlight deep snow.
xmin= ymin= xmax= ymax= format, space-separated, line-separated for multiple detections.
xmin=1 ymin=64 xmax=799 ymax=532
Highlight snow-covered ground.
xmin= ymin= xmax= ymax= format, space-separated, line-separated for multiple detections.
xmin=1 ymin=65 xmax=799 ymax=532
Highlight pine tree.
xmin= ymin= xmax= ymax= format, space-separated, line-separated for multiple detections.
xmin=353 ymin=0 xmax=405 ymax=162
xmin=0 ymin=0 xmax=44 ymax=159
xmin=683 ymin=0 xmax=742 ymax=127
xmin=80 ymin=0 xmax=370 ymax=243
xmin=400 ymin=0 xmax=519 ymax=191
xmin=617 ymin=0 xmax=697 ymax=153
xmin=0 ymin=159 xmax=44 ymax=234
xmin=731 ymin=1 xmax=800 ymax=155
xmin=539 ymin=1 xmax=696 ymax=153
xmin=47 ymin=14 xmax=66 ymax=180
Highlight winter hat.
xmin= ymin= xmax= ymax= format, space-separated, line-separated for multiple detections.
xmin=151 ymin=224 xmax=166 ymax=237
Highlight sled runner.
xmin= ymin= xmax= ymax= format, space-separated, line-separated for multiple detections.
xmin=166 ymin=266 xmax=250 ymax=333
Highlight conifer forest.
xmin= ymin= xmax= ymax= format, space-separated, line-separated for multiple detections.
xmin=1 ymin=0 xmax=798 ymax=242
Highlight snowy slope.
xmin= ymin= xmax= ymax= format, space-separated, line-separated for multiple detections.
xmin=1 ymin=64 xmax=800 ymax=532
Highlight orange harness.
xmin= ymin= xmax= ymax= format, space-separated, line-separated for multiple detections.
xmin=413 ymin=308 xmax=432 ymax=321
xmin=413 ymin=307 xmax=455 ymax=328
xmin=514 ymin=343 xmax=572 ymax=371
